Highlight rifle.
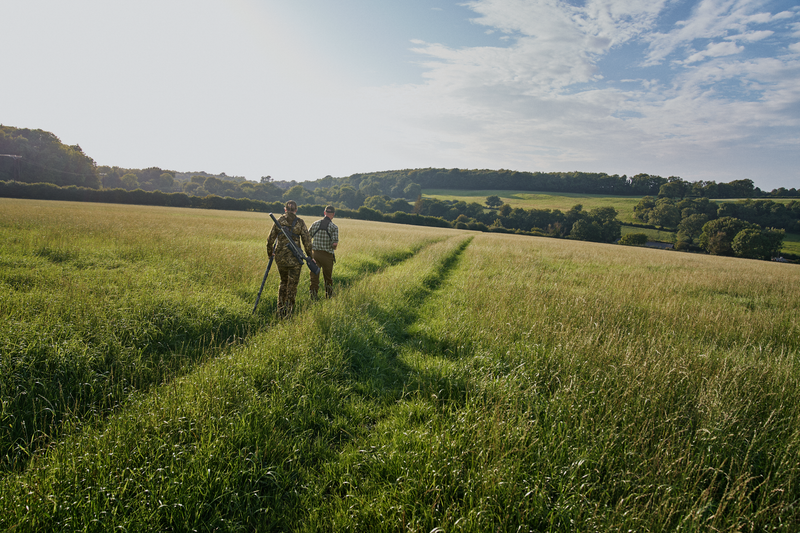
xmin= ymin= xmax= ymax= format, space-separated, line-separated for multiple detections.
xmin=269 ymin=213 xmax=321 ymax=276
xmin=252 ymin=242 xmax=278 ymax=314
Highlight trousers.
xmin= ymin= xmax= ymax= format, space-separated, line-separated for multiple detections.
xmin=310 ymin=249 xmax=335 ymax=298
xmin=277 ymin=262 xmax=302 ymax=317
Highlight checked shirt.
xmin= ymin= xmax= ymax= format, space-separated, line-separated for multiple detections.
xmin=310 ymin=218 xmax=338 ymax=254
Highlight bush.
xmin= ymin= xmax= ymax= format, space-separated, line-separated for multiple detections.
xmin=619 ymin=233 xmax=648 ymax=246
xmin=699 ymin=217 xmax=759 ymax=256
xmin=732 ymin=228 xmax=785 ymax=260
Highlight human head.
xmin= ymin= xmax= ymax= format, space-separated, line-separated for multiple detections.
xmin=285 ymin=200 xmax=297 ymax=213
xmin=325 ymin=205 xmax=335 ymax=219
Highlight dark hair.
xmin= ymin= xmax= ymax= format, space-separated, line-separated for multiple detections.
xmin=285 ymin=200 xmax=298 ymax=211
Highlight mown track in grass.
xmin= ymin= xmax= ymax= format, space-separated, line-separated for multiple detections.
xmin=0 ymin=199 xmax=449 ymax=472
xmin=313 ymin=233 xmax=800 ymax=531
xmin=3 ymin=200 xmax=800 ymax=531
xmin=0 ymin=232 xmax=474 ymax=532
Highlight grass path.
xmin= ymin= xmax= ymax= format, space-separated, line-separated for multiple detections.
xmin=2 ymin=200 xmax=799 ymax=531
xmin=1 ymin=232 xmax=474 ymax=531
xmin=0 ymin=199 xmax=448 ymax=471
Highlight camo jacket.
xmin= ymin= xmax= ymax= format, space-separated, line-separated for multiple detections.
xmin=267 ymin=213 xmax=313 ymax=268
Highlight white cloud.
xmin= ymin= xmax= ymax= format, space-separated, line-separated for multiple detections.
xmin=4 ymin=0 xmax=797 ymax=188
xmin=683 ymin=41 xmax=745 ymax=63
xmin=726 ymin=30 xmax=773 ymax=42
xmin=644 ymin=0 xmax=786 ymax=66
xmin=362 ymin=0 xmax=800 ymax=185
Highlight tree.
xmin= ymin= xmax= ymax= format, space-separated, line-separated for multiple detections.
xmin=387 ymin=198 xmax=413 ymax=213
xmin=629 ymin=174 xmax=667 ymax=195
xmin=464 ymin=202 xmax=484 ymax=218
xmin=403 ymin=182 xmax=422 ymax=200
xmin=414 ymin=195 xmax=423 ymax=215
xmin=633 ymin=196 xmax=656 ymax=222
xmin=590 ymin=206 xmax=622 ymax=242
xmin=120 ymin=173 xmax=139 ymax=190
xmin=677 ymin=213 xmax=709 ymax=244
xmin=100 ymin=167 xmax=123 ymax=189
xmin=203 ymin=177 xmax=226 ymax=195
xmin=335 ymin=185 xmax=363 ymax=209
xmin=359 ymin=179 xmax=382 ymax=198
xmin=648 ymin=198 xmax=681 ymax=228
xmin=364 ymin=195 xmax=391 ymax=213
xmin=152 ymin=172 xmax=174 ymax=191
xmin=658 ymin=179 xmax=686 ymax=199
xmin=485 ymin=195 xmax=503 ymax=208
xmin=0 ymin=126 xmax=100 ymax=188
xmin=569 ymin=219 xmax=603 ymax=242
xmin=283 ymin=184 xmax=314 ymax=204
xmin=698 ymin=217 xmax=759 ymax=256
xmin=619 ymin=233 xmax=648 ymax=246
xmin=732 ymin=228 xmax=785 ymax=260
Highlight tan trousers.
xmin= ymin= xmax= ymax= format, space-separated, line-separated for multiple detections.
xmin=310 ymin=250 xmax=335 ymax=298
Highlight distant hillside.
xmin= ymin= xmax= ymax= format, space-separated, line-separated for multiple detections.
xmin=303 ymin=168 xmax=798 ymax=199
xmin=0 ymin=125 xmax=99 ymax=188
xmin=3 ymin=126 xmax=797 ymax=208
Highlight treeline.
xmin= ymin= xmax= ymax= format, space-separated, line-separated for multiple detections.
xmin=3 ymin=181 xmax=794 ymax=260
xmin=0 ymin=180 xmax=447 ymax=228
xmin=0 ymin=180 xmax=620 ymax=242
xmin=0 ymin=126 xmax=99 ymax=188
xmin=634 ymin=196 xmax=800 ymax=235
xmin=631 ymin=195 xmax=796 ymax=260
xmin=3 ymin=126 xmax=798 ymax=211
xmin=100 ymin=167 xmax=799 ymax=204
xmin=97 ymin=166 xmax=287 ymax=202
xmin=303 ymin=169 xmax=799 ymax=199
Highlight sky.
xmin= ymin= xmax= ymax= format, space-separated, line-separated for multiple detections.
xmin=2 ymin=0 xmax=799 ymax=191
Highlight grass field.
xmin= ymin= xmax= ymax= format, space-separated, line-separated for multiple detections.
xmin=619 ymin=225 xmax=677 ymax=243
xmin=422 ymin=189 xmax=645 ymax=224
xmin=782 ymin=232 xmax=800 ymax=256
xmin=1 ymin=199 xmax=799 ymax=531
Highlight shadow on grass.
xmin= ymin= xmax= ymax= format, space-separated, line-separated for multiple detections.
xmin=0 ymin=242 xmax=438 ymax=474
xmin=220 ymin=237 xmax=476 ymax=529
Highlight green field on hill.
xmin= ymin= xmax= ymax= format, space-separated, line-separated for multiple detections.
xmin=783 ymin=232 xmax=800 ymax=256
xmin=422 ymin=189 xmax=645 ymax=224
xmin=1 ymin=199 xmax=799 ymax=531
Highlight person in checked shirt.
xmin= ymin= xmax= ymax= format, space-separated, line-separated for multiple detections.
xmin=309 ymin=205 xmax=339 ymax=300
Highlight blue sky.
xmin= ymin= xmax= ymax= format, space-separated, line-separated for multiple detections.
xmin=2 ymin=0 xmax=799 ymax=191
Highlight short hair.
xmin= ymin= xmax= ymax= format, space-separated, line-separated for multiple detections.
xmin=285 ymin=200 xmax=297 ymax=211
xmin=325 ymin=205 xmax=335 ymax=214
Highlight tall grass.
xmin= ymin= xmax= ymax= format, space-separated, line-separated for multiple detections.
xmin=1 ymin=199 xmax=798 ymax=531
xmin=0 ymin=199 xmax=444 ymax=471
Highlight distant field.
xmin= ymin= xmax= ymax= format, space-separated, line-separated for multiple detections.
xmin=422 ymin=189 xmax=646 ymax=224
xmin=620 ymin=225 xmax=676 ymax=242
xmin=424 ymin=189 xmax=799 ymax=251
xmin=2 ymin=199 xmax=799 ymax=531
xmin=783 ymin=232 xmax=800 ymax=256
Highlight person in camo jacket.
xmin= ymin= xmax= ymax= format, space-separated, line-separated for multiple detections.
xmin=267 ymin=200 xmax=314 ymax=318
xmin=309 ymin=205 xmax=339 ymax=300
